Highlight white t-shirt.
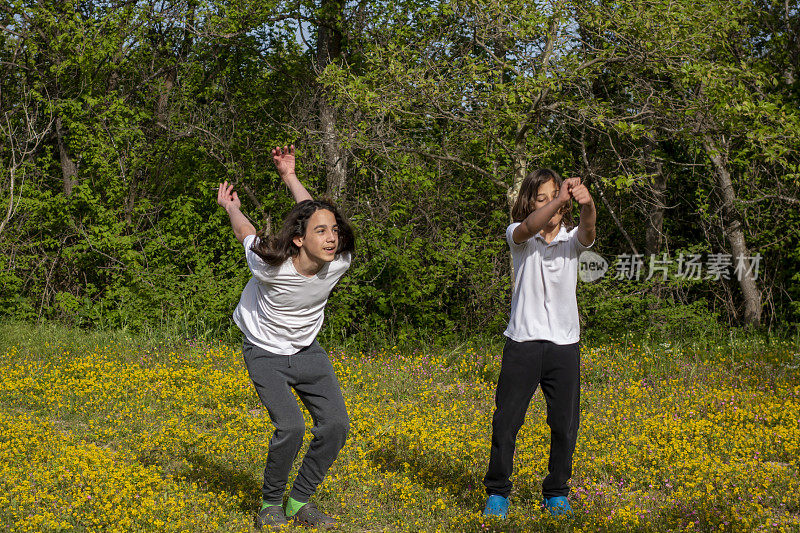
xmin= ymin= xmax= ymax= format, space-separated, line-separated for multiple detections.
xmin=232 ymin=234 xmax=352 ymax=355
xmin=503 ymin=223 xmax=593 ymax=345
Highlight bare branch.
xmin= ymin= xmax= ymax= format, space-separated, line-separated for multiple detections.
xmin=387 ymin=143 xmax=508 ymax=191
xmin=0 ymin=24 xmax=25 ymax=38
xmin=739 ymin=194 xmax=800 ymax=205
xmin=184 ymin=14 xmax=299 ymax=40
xmin=579 ymin=129 xmax=639 ymax=255
xmin=470 ymin=32 xmax=522 ymax=78
xmin=0 ymin=96 xmax=54 ymax=238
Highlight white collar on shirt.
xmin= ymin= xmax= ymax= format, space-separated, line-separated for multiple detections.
xmin=533 ymin=225 xmax=571 ymax=245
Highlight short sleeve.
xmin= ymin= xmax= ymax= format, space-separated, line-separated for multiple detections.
xmin=506 ymin=223 xmax=526 ymax=248
xmin=242 ymin=233 xmax=257 ymax=251
xmin=571 ymin=227 xmax=594 ymax=254
xmin=336 ymin=251 xmax=353 ymax=267
xmin=242 ymin=234 xmax=279 ymax=282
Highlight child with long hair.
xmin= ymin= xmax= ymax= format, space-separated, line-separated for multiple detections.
xmin=217 ymin=145 xmax=354 ymax=530
xmin=482 ymin=169 xmax=596 ymax=518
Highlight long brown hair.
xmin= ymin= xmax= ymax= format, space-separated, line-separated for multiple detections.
xmin=251 ymin=199 xmax=355 ymax=266
xmin=511 ymin=168 xmax=574 ymax=229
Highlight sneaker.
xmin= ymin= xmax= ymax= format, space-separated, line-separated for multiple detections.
xmin=542 ymin=496 xmax=572 ymax=516
xmin=290 ymin=501 xmax=337 ymax=529
xmin=482 ymin=494 xmax=509 ymax=518
xmin=255 ymin=504 xmax=289 ymax=529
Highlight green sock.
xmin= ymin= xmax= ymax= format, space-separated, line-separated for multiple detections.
xmin=260 ymin=500 xmax=282 ymax=511
xmin=284 ymin=497 xmax=307 ymax=517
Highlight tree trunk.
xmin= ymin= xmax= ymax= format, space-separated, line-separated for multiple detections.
xmin=507 ymin=127 xmax=527 ymax=217
xmin=316 ymin=0 xmax=347 ymax=201
xmin=644 ymin=153 xmax=666 ymax=256
xmin=785 ymin=0 xmax=798 ymax=86
xmin=155 ymin=68 xmax=175 ymax=128
xmin=0 ymin=166 xmax=15 ymax=237
xmin=505 ymin=128 xmax=529 ymax=285
xmin=703 ymin=136 xmax=762 ymax=326
xmin=319 ymin=99 xmax=347 ymax=201
xmin=56 ymin=117 xmax=78 ymax=196
xmin=155 ymin=3 xmax=193 ymax=128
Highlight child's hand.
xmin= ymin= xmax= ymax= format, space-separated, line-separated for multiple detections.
xmin=217 ymin=181 xmax=241 ymax=211
xmin=559 ymin=177 xmax=581 ymax=203
xmin=272 ymin=145 xmax=296 ymax=177
xmin=570 ymin=181 xmax=594 ymax=205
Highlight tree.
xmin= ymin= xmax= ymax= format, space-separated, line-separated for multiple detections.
xmin=0 ymin=88 xmax=53 ymax=238
xmin=573 ymin=0 xmax=800 ymax=326
xmin=322 ymin=0 xmax=621 ymax=216
xmin=314 ymin=0 xmax=348 ymax=200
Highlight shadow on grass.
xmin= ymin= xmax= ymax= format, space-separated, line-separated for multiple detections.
xmin=367 ymin=435 xmax=551 ymax=508
xmin=181 ymin=453 xmax=261 ymax=512
xmin=367 ymin=443 xmax=565 ymax=533
xmin=367 ymin=442 xmax=486 ymax=507
xmin=138 ymin=449 xmax=261 ymax=513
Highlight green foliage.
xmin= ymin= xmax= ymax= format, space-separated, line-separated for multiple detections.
xmin=1 ymin=0 xmax=799 ymax=343
xmin=579 ymin=276 xmax=720 ymax=342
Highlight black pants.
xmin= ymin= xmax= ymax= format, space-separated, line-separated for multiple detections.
xmin=242 ymin=339 xmax=350 ymax=503
xmin=483 ymin=338 xmax=580 ymax=499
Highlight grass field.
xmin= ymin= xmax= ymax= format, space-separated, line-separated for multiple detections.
xmin=1 ymin=323 xmax=799 ymax=532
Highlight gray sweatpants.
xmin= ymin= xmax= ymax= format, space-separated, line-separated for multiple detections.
xmin=242 ymin=339 xmax=350 ymax=503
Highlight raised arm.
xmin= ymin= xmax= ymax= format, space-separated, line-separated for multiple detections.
xmin=217 ymin=181 xmax=256 ymax=244
xmin=512 ymin=178 xmax=579 ymax=244
xmin=571 ymin=181 xmax=596 ymax=247
xmin=272 ymin=145 xmax=313 ymax=203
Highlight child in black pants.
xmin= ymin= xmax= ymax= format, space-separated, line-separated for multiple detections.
xmin=483 ymin=168 xmax=596 ymax=518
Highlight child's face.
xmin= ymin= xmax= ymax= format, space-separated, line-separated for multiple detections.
xmin=534 ymin=179 xmax=563 ymax=230
xmin=294 ymin=209 xmax=340 ymax=262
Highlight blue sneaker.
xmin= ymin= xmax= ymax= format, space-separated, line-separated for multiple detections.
xmin=483 ymin=494 xmax=509 ymax=518
xmin=542 ymin=496 xmax=572 ymax=516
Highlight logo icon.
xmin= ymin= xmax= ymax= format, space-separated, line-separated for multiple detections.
xmin=579 ymin=251 xmax=608 ymax=282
